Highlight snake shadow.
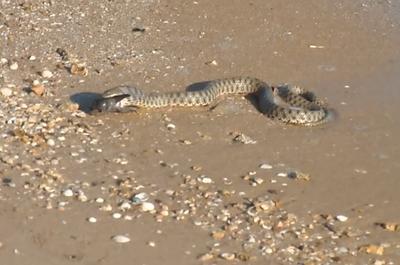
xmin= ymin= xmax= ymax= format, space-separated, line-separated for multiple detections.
xmin=70 ymin=92 xmax=103 ymax=113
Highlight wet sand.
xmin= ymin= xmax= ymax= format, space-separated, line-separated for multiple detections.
xmin=1 ymin=0 xmax=400 ymax=264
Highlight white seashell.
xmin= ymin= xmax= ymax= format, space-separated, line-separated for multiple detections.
xmin=112 ymin=235 xmax=130 ymax=243
xmin=0 ymin=87 xmax=12 ymax=97
xmin=41 ymin=70 xmax=53 ymax=78
xmin=336 ymin=215 xmax=348 ymax=222
xmin=141 ymin=202 xmax=155 ymax=212
xmin=87 ymin=217 xmax=97 ymax=223
xmin=119 ymin=201 xmax=131 ymax=210
xmin=95 ymin=197 xmax=105 ymax=203
xmin=112 ymin=213 xmax=122 ymax=219
xmin=259 ymin=163 xmax=273 ymax=169
xmin=62 ymin=189 xmax=74 ymax=197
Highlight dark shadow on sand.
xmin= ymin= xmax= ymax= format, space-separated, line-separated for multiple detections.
xmin=70 ymin=92 xmax=103 ymax=113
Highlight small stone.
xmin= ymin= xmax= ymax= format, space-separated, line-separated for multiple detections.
xmin=180 ymin=139 xmax=192 ymax=145
xmin=264 ymin=247 xmax=273 ymax=254
xmin=119 ymin=202 xmax=131 ymax=210
xmin=77 ymin=193 xmax=88 ymax=202
xmin=211 ymin=230 xmax=225 ymax=240
xmin=63 ymin=189 xmax=74 ymax=197
xmin=0 ymin=87 xmax=13 ymax=97
xmin=205 ymin=59 xmax=218 ymax=66
xmin=47 ymin=138 xmax=55 ymax=146
xmin=198 ymin=253 xmax=214 ymax=261
xmin=9 ymin=62 xmax=18 ymax=70
xmin=336 ymin=215 xmax=348 ymax=222
xmin=287 ymin=171 xmax=311 ymax=181
xmin=112 ymin=212 xmax=122 ymax=219
xmin=253 ymin=177 xmax=264 ymax=185
xmin=41 ymin=69 xmax=53 ymax=78
xmin=358 ymin=244 xmax=384 ymax=255
xmin=198 ymin=175 xmax=213 ymax=184
xmin=28 ymin=55 xmax=36 ymax=61
xmin=112 ymin=235 xmax=130 ymax=243
xmin=259 ymin=163 xmax=273 ymax=169
xmin=95 ymin=197 xmax=105 ymax=203
xmin=140 ymin=202 xmax=155 ymax=212
xmin=31 ymin=84 xmax=45 ymax=96
xmin=0 ymin=58 xmax=8 ymax=64
xmin=99 ymin=204 xmax=113 ymax=212
xmin=375 ymin=222 xmax=400 ymax=232
xmin=131 ymin=192 xmax=149 ymax=204
xmin=87 ymin=217 xmax=97 ymax=223
xmin=70 ymin=63 xmax=88 ymax=76
xmin=232 ymin=133 xmax=256 ymax=144
xmin=220 ymin=252 xmax=235 ymax=260
xmin=373 ymin=260 xmax=386 ymax=265
xmin=160 ymin=209 xmax=169 ymax=217
xmin=166 ymin=123 xmax=176 ymax=130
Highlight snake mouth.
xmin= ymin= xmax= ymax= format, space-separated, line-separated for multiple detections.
xmin=91 ymin=94 xmax=131 ymax=113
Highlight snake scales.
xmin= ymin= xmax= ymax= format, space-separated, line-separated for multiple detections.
xmin=93 ymin=77 xmax=331 ymax=126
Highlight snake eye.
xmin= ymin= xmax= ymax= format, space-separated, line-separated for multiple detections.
xmin=92 ymin=94 xmax=130 ymax=112
xmin=93 ymin=98 xmax=111 ymax=112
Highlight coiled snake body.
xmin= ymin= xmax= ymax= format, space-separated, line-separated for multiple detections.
xmin=93 ymin=77 xmax=331 ymax=126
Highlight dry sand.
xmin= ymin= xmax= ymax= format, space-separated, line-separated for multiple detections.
xmin=1 ymin=0 xmax=400 ymax=264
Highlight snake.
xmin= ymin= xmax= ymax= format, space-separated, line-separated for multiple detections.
xmin=92 ymin=77 xmax=332 ymax=126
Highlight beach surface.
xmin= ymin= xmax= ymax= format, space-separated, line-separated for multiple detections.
xmin=1 ymin=1 xmax=400 ymax=264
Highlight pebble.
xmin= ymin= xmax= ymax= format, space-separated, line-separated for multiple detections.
xmin=31 ymin=84 xmax=45 ymax=96
xmin=259 ymin=163 xmax=273 ymax=169
xmin=198 ymin=253 xmax=214 ymax=261
xmin=232 ymin=133 xmax=257 ymax=144
xmin=9 ymin=62 xmax=18 ymax=70
xmin=0 ymin=87 xmax=13 ymax=97
xmin=336 ymin=215 xmax=348 ymax=222
xmin=131 ymin=192 xmax=149 ymax=204
xmin=140 ymin=202 xmax=155 ymax=212
xmin=166 ymin=123 xmax=176 ymax=130
xmin=220 ymin=252 xmax=235 ymax=260
xmin=358 ymin=244 xmax=384 ymax=255
xmin=87 ymin=217 xmax=97 ymax=223
xmin=70 ymin=63 xmax=88 ymax=76
xmin=95 ymin=197 xmax=105 ymax=203
xmin=41 ymin=70 xmax=53 ymax=78
xmin=205 ymin=59 xmax=218 ymax=66
xmin=112 ymin=212 xmax=122 ymax=219
xmin=211 ymin=230 xmax=225 ymax=240
xmin=119 ymin=201 xmax=131 ymax=210
xmin=47 ymin=138 xmax=55 ymax=146
xmin=112 ymin=235 xmax=131 ymax=243
xmin=62 ymin=189 xmax=74 ymax=197
xmin=198 ymin=175 xmax=213 ymax=184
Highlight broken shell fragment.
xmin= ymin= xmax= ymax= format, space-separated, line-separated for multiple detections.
xmin=70 ymin=63 xmax=88 ymax=76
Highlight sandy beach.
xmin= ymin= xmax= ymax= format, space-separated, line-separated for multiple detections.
xmin=1 ymin=0 xmax=400 ymax=264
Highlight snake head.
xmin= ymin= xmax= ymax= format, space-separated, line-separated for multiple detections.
xmin=92 ymin=94 xmax=133 ymax=113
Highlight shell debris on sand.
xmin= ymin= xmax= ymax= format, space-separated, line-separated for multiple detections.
xmin=0 ymin=87 xmax=13 ymax=97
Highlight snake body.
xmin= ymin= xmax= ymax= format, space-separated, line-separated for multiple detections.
xmin=93 ymin=77 xmax=331 ymax=126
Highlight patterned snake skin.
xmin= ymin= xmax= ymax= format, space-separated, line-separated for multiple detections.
xmin=93 ymin=77 xmax=331 ymax=126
